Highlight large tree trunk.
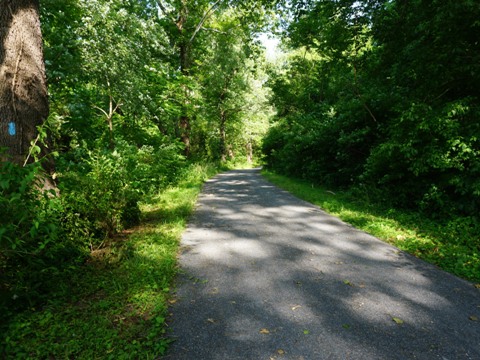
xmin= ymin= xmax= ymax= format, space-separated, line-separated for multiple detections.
xmin=0 ymin=0 xmax=49 ymax=165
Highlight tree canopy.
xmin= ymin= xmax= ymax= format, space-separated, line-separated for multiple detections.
xmin=1 ymin=1 xmax=479 ymax=357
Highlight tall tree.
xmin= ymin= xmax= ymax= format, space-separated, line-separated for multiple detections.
xmin=155 ymin=0 xmax=222 ymax=155
xmin=156 ymin=0 xmax=277 ymax=156
xmin=200 ymin=12 xmax=249 ymax=161
xmin=0 ymin=0 xmax=48 ymax=164
xmin=186 ymin=6 xmax=274 ymax=162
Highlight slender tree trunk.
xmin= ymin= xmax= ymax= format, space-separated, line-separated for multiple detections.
xmin=246 ymin=140 xmax=253 ymax=163
xmin=94 ymin=91 xmax=121 ymax=151
xmin=179 ymin=42 xmax=190 ymax=75
xmin=219 ymin=110 xmax=227 ymax=162
xmin=158 ymin=0 xmax=223 ymax=157
xmin=0 ymin=0 xmax=49 ymax=165
xmin=178 ymin=40 xmax=193 ymax=156
xmin=179 ymin=114 xmax=190 ymax=157
xmin=177 ymin=0 xmax=192 ymax=156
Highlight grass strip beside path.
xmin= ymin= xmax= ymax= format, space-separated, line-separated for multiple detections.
xmin=1 ymin=163 xmax=219 ymax=359
xmin=262 ymin=170 xmax=480 ymax=283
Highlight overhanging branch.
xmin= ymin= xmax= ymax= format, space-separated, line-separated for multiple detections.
xmin=201 ymin=27 xmax=227 ymax=35
xmin=156 ymin=0 xmax=176 ymax=23
xmin=189 ymin=0 xmax=223 ymax=44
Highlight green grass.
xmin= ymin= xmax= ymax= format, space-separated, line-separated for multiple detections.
xmin=1 ymin=162 xmax=221 ymax=359
xmin=262 ymin=170 xmax=480 ymax=283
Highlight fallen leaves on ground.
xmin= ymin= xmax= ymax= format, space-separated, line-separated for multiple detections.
xmin=392 ymin=317 xmax=404 ymax=324
xmin=469 ymin=315 xmax=478 ymax=321
xmin=260 ymin=328 xmax=270 ymax=334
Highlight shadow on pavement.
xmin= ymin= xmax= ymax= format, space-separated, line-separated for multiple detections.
xmin=166 ymin=169 xmax=480 ymax=360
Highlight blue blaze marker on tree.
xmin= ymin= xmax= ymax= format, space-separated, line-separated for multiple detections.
xmin=8 ymin=122 xmax=16 ymax=136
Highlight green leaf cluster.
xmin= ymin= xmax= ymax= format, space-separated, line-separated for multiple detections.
xmin=264 ymin=0 xmax=480 ymax=219
xmin=0 ymin=159 xmax=86 ymax=318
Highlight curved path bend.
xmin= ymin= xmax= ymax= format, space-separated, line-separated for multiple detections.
xmin=166 ymin=168 xmax=479 ymax=360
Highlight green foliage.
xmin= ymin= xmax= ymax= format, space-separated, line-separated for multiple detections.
xmin=3 ymin=0 xmax=274 ymax=357
xmin=264 ymin=0 xmax=480 ymax=219
xmin=0 ymin=162 xmax=56 ymax=256
xmin=4 ymin=0 xmax=270 ymax=325
xmin=364 ymin=100 xmax=480 ymax=214
xmin=1 ymin=162 xmax=219 ymax=359
xmin=0 ymin=160 xmax=86 ymax=317
xmin=1 ymin=134 xmax=185 ymax=319
xmin=195 ymin=10 xmax=272 ymax=163
xmin=58 ymin=140 xmax=185 ymax=242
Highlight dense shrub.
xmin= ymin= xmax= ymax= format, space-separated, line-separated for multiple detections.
xmin=0 ymin=139 xmax=186 ymax=316
xmin=0 ymin=161 xmax=86 ymax=317
xmin=58 ymin=141 xmax=185 ymax=244
xmin=263 ymin=0 xmax=480 ymax=219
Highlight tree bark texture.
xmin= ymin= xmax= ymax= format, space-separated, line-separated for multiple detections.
xmin=0 ymin=0 xmax=48 ymax=164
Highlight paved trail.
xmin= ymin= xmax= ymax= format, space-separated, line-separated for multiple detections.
xmin=166 ymin=169 xmax=480 ymax=360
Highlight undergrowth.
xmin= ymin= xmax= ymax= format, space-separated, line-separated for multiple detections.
xmin=0 ymin=162 xmax=220 ymax=359
xmin=262 ymin=170 xmax=480 ymax=283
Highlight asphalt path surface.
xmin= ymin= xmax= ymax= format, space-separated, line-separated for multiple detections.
xmin=166 ymin=168 xmax=480 ymax=359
